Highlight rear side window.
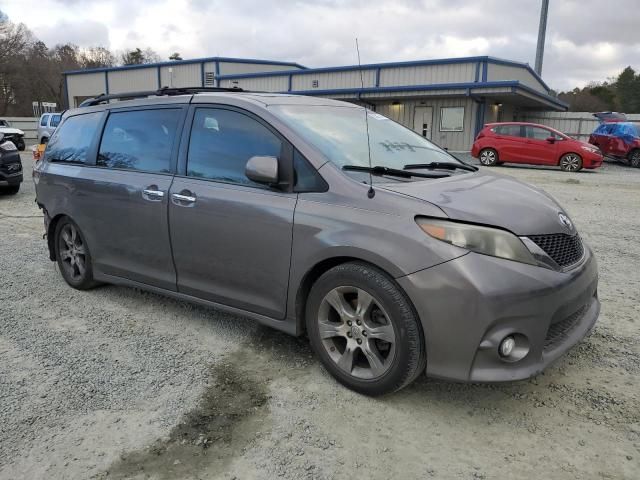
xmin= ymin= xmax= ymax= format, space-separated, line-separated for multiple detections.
xmin=40 ymin=115 xmax=50 ymax=127
xmin=45 ymin=112 xmax=102 ymax=164
xmin=97 ymin=109 xmax=181 ymax=174
xmin=493 ymin=125 xmax=522 ymax=137
xmin=50 ymin=115 xmax=62 ymax=127
xmin=187 ymin=108 xmax=283 ymax=186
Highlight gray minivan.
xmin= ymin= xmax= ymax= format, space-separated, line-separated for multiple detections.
xmin=33 ymin=88 xmax=599 ymax=395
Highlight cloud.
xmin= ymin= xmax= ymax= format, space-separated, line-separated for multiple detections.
xmin=2 ymin=0 xmax=639 ymax=91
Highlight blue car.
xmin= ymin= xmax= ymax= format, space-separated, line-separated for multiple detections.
xmin=589 ymin=120 xmax=640 ymax=168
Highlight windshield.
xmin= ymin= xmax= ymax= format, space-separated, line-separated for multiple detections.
xmin=269 ymin=105 xmax=463 ymax=173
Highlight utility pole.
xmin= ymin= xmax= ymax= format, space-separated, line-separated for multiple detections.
xmin=535 ymin=0 xmax=549 ymax=75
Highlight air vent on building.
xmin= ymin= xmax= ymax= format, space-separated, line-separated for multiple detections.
xmin=312 ymin=79 xmax=319 ymax=88
xmin=204 ymin=72 xmax=216 ymax=87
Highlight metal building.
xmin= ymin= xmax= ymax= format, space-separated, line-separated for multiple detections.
xmin=63 ymin=56 xmax=306 ymax=108
xmin=64 ymin=55 xmax=567 ymax=151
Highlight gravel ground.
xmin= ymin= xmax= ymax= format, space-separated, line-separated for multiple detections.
xmin=0 ymin=154 xmax=639 ymax=480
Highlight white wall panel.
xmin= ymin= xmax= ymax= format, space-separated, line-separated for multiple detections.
xmin=107 ymin=68 xmax=157 ymax=94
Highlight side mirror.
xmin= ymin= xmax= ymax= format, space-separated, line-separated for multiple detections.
xmin=546 ymin=136 xmax=556 ymax=143
xmin=245 ymin=155 xmax=279 ymax=185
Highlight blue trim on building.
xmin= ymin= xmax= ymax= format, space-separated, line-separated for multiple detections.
xmin=375 ymin=68 xmax=381 ymax=87
xmin=215 ymin=61 xmax=220 ymax=87
xmin=474 ymin=62 xmax=480 ymax=82
xmin=157 ymin=66 xmax=162 ymax=88
xmin=63 ymin=56 xmax=307 ymax=75
xmin=104 ymin=71 xmax=109 ymax=94
xmin=474 ymin=100 xmax=486 ymax=136
xmin=482 ymin=61 xmax=488 ymax=82
xmin=200 ymin=62 xmax=205 ymax=87
xmin=288 ymin=74 xmax=292 ymax=92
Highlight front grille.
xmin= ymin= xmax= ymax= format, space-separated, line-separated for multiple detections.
xmin=544 ymin=305 xmax=587 ymax=349
xmin=528 ymin=233 xmax=584 ymax=268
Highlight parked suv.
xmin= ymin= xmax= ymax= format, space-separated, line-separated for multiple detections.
xmin=472 ymin=122 xmax=603 ymax=172
xmin=0 ymin=132 xmax=23 ymax=194
xmin=37 ymin=112 xmax=62 ymax=144
xmin=0 ymin=119 xmax=26 ymax=151
xmin=589 ymin=122 xmax=640 ymax=167
xmin=33 ymin=89 xmax=599 ymax=395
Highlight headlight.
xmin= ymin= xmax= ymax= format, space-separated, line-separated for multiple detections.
xmin=416 ymin=218 xmax=537 ymax=265
xmin=0 ymin=140 xmax=17 ymax=152
xmin=581 ymin=145 xmax=598 ymax=153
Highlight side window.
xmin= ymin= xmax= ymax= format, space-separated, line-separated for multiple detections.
xmin=494 ymin=125 xmax=522 ymax=137
xmin=97 ymin=109 xmax=181 ymax=174
xmin=40 ymin=115 xmax=50 ymax=127
xmin=187 ymin=108 xmax=283 ymax=187
xmin=50 ymin=115 xmax=62 ymax=128
xmin=526 ymin=126 xmax=552 ymax=140
xmin=294 ymin=150 xmax=327 ymax=192
xmin=45 ymin=112 xmax=102 ymax=165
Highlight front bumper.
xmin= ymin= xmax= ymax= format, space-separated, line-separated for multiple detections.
xmin=397 ymin=245 xmax=599 ymax=382
xmin=0 ymin=169 xmax=23 ymax=186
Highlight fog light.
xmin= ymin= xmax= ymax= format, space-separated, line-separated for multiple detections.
xmin=499 ymin=336 xmax=516 ymax=357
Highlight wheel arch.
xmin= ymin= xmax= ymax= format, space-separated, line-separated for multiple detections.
xmin=558 ymin=151 xmax=582 ymax=166
xmin=293 ymin=255 xmax=422 ymax=339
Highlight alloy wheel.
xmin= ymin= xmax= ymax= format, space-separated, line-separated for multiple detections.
xmin=59 ymin=223 xmax=87 ymax=281
xmin=317 ymin=286 xmax=396 ymax=379
xmin=561 ymin=154 xmax=581 ymax=171
xmin=631 ymin=151 xmax=640 ymax=168
xmin=480 ymin=149 xmax=496 ymax=165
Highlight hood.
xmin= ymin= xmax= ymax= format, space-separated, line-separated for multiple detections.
xmin=379 ymin=171 xmax=575 ymax=236
xmin=0 ymin=127 xmax=24 ymax=135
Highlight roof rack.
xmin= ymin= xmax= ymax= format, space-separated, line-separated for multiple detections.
xmin=78 ymin=86 xmax=245 ymax=107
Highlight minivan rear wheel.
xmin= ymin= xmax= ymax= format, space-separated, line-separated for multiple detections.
xmin=629 ymin=149 xmax=640 ymax=168
xmin=479 ymin=148 xmax=498 ymax=166
xmin=55 ymin=218 xmax=99 ymax=290
xmin=306 ymin=262 xmax=426 ymax=396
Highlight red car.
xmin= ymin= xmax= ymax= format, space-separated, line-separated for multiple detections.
xmin=472 ymin=122 xmax=603 ymax=172
xmin=588 ymin=122 xmax=640 ymax=168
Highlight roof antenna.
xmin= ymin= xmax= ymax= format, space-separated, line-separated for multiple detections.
xmin=356 ymin=38 xmax=375 ymax=199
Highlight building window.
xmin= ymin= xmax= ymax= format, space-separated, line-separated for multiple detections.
xmin=439 ymin=107 xmax=465 ymax=132
xmin=312 ymin=79 xmax=319 ymax=88
xmin=204 ymin=72 xmax=216 ymax=87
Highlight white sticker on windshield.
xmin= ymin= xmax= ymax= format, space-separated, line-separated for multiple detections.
xmin=368 ymin=113 xmax=388 ymax=120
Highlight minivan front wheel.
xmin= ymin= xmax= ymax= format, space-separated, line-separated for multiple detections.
xmin=560 ymin=153 xmax=583 ymax=172
xmin=55 ymin=218 xmax=98 ymax=290
xmin=479 ymin=148 xmax=498 ymax=166
xmin=306 ymin=262 xmax=426 ymax=395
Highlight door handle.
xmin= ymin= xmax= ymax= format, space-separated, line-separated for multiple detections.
xmin=143 ymin=189 xmax=165 ymax=198
xmin=142 ymin=187 xmax=165 ymax=201
xmin=171 ymin=192 xmax=197 ymax=205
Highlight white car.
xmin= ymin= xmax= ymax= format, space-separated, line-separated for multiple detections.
xmin=0 ymin=119 xmax=26 ymax=151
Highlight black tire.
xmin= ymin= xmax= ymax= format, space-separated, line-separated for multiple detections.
xmin=559 ymin=153 xmax=583 ymax=172
xmin=629 ymin=149 xmax=640 ymax=168
xmin=479 ymin=148 xmax=499 ymax=166
xmin=306 ymin=262 xmax=426 ymax=396
xmin=2 ymin=184 xmax=20 ymax=195
xmin=54 ymin=217 xmax=99 ymax=290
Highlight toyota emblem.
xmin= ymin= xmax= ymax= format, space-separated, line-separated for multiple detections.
xmin=558 ymin=212 xmax=573 ymax=231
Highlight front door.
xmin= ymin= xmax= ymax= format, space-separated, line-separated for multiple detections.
xmin=522 ymin=125 xmax=558 ymax=165
xmin=413 ymin=106 xmax=433 ymax=140
xmin=169 ymin=106 xmax=296 ymax=319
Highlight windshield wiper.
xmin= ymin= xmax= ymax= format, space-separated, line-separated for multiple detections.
xmin=342 ymin=165 xmax=450 ymax=179
xmin=403 ymin=162 xmax=478 ymax=172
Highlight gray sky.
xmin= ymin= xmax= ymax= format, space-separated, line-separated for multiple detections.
xmin=2 ymin=0 xmax=639 ymax=91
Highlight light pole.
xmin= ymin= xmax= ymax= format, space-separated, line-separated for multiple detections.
xmin=534 ymin=0 xmax=549 ymax=75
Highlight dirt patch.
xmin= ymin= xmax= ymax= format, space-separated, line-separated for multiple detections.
xmin=101 ymin=351 xmax=269 ymax=480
